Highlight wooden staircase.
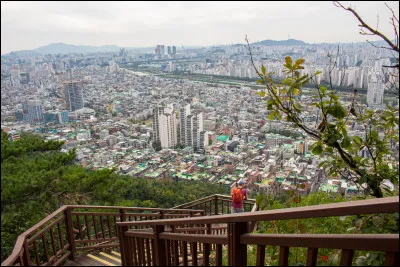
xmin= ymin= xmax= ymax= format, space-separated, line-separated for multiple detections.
xmin=2 ymin=195 xmax=399 ymax=266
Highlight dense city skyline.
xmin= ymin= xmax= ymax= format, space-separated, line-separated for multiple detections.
xmin=1 ymin=1 xmax=399 ymax=55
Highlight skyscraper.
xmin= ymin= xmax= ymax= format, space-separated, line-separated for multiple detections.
xmin=179 ymin=104 xmax=203 ymax=151
xmin=64 ymin=81 xmax=84 ymax=111
xmin=21 ymin=97 xmax=44 ymax=123
xmin=172 ymin=46 xmax=176 ymax=55
xmin=160 ymin=45 xmax=165 ymax=56
xmin=167 ymin=46 xmax=171 ymax=55
xmin=152 ymin=104 xmax=178 ymax=149
xmin=367 ymin=72 xmax=384 ymax=107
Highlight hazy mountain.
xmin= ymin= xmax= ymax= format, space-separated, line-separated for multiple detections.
xmin=32 ymin=43 xmax=121 ymax=54
xmin=252 ymin=39 xmax=306 ymax=46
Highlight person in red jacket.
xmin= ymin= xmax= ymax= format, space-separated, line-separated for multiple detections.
xmin=231 ymin=180 xmax=248 ymax=213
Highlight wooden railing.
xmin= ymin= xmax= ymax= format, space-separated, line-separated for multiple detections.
xmin=172 ymin=194 xmax=257 ymax=215
xmin=116 ymin=196 xmax=399 ymax=266
xmin=1 ymin=205 xmax=203 ymax=266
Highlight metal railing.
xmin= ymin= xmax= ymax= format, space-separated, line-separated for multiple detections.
xmin=116 ymin=196 xmax=399 ymax=266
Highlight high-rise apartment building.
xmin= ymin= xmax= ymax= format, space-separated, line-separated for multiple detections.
xmin=160 ymin=45 xmax=165 ymax=56
xmin=367 ymin=72 xmax=384 ymax=107
xmin=179 ymin=104 xmax=203 ymax=151
xmin=21 ymin=98 xmax=44 ymax=123
xmin=152 ymin=104 xmax=178 ymax=149
xmin=64 ymin=81 xmax=84 ymax=111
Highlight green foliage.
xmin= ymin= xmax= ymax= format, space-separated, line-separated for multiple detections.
xmin=252 ymin=191 xmax=399 ymax=266
xmin=1 ymin=131 xmax=226 ymax=262
xmin=255 ymin=55 xmax=399 ymax=198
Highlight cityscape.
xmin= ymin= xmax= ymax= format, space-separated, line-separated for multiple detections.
xmin=2 ymin=38 xmax=398 ymax=195
xmin=1 ymin=1 xmax=399 ymax=266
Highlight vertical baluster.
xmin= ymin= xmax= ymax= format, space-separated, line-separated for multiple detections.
xmin=203 ymin=224 xmax=211 ymax=266
xmin=215 ymin=196 xmax=218 ymax=215
xmin=340 ymin=249 xmax=354 ymax=266
xmin=49 ymin=228 xmax=57 ymax=260
xmin=182 ymin=241 xmax=188 ymax=266
xmin=216 ymin=244 xmax=222 ymax=266
xmin=84 ymin=215 xmax=91 ymax=241
xmin=107 ymin=216 xmax=112 ymax=238
xmin=137 ymin=237 xmax=143 ymax=266
xmin=166 ymin=240 xmax=171 ymax=266
xmin=279 ymin=246 xmax=289 ymax=266
xmin=256 ymin=245 xmax=265 ymax=266
xmin=92 ymin=215 xmax=98 ymax=240
xmin=42 ymin=234 xmax=50 ymax=262
xmin=306 ymin=248 xmax=318 ymax=266
xmin=145 ymin=238 xmax=152 ymax=266
xmin=33 ymin=239 xmax=40 ymax=265
xmin=140 ymin=237 xmax=146 ymax=266
xmin=132 ymin=237 xmax=138 ymax=266
xmin=113 ymin=216 xmax=118 ymax=236
xmin=76 ymin=215 xmax=83 ymax=241
xmin=100 ymin=215 xmax=105 ymax=239
xmin=191 ymin=242 xmax=198 ymax=266
xmin=57 ymin=222 xmax=64 ymax=249
xmin=171 ymin=226 xmax=179 ymax=266
xmin=22 ymin=240 xmax=32 ymax=266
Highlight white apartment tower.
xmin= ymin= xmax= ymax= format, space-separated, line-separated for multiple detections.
xmin=179 ymin=104 xmax=203 ymax=151
xmin=367 ymin=72 xmax=384 ymax=107
xmin=152 ymin=104 xmax=178 ymax=149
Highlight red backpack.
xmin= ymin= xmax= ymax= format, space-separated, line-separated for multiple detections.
xmin=232 ymin=187 xmax=243 ymax=203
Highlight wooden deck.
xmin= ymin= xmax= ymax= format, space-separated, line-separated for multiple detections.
xmin=64 ymin=250 xmax=204 ymax=266
xmin=65 ymin=251 xmax=122 ymax=266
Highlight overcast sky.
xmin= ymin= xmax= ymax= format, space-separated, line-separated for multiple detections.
xmin=1 ymin=1 xmax=399 ymax=55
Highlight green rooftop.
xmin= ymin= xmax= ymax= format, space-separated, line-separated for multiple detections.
xmin=216 ymin=135 xmax=229 ymax=142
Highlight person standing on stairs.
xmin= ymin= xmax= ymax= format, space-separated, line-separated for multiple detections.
xmin=231 ymin=180 xmax=247 ymax=213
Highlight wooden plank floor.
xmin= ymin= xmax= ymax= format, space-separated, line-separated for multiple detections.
xmin=64 ymin=251 xmax=122 ymax=266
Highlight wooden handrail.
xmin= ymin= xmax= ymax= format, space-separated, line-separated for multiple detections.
xmin=1 ymin=204 xmax=205 ymax=266
xmin=240 ymin=233 xmax=399 ymax=251
xmin=1 ymin=206 xmax=68 ymax=266
xmin=117 ymin=196 xmax=399 ymax=266
xmin=172 ymin=194 xmax=255 ymax=209
xmin=117 ymin=196 xmax=399 ymax=227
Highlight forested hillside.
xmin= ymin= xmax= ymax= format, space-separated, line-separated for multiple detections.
xmin=1 ymin=130 xmax=227 ymax=261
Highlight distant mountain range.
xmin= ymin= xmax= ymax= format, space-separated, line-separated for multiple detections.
xmin=34 ymin=43 xmax=121 ymax=54
xmin=230 ymin=39 xmax=306 ymax=47
xmin=252 ymin=39 xmax=306 ymax=46
xmin=3 ymin=39 xmax=391 ymax=56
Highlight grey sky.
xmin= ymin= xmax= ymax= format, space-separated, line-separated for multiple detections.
xmin=1 ymin=1 xmax=399 ymax=55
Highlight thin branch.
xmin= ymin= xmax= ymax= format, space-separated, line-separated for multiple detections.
xmin=366 ymin=40 xmax=396 ymax=51
xmin=333 ymin=1 xmax=399 ymax=53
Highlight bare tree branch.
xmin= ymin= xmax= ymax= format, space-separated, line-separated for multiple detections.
xmin=333 ymin=1 xmax=399 ymax=53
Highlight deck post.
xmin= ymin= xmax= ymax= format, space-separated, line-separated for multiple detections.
xmin=214 ymin=195 xmax=218 ymax=215
xmin=64 ymin=207 xmax=76 ymax=260
xmin=117 ymin=225 xmax=130 ymax=266
xmin=228 ymin=221 xmax=248 ymax=266
xmin=153 ymin=225 xmax=166 ymax=266
xmin=22 ymin=238 xmax=32 ymax=266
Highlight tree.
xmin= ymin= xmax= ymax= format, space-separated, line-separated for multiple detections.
xmin=245 ymin=2 xmax=399 ymax=198
xmin=333 ymin=1 xmax=399 ymax=96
